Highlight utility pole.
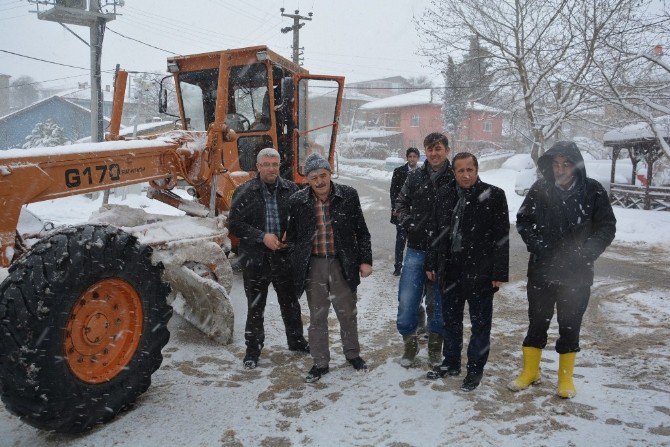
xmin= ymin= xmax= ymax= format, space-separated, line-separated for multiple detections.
xmin=29 ymin=0 xmax=121 ymax=144
xmin=280 ymin=8 xmax=312 ymax=65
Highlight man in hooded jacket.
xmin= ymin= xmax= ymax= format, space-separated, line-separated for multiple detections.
xmin=509 ymin=141 xmax=616 ymax=399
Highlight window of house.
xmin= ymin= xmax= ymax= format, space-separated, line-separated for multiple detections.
xmin=410 ymin=114 xmax=420 ymax=127
xmin=483 ymin=120 xmax=493 ymax=132
xmin=386 ymin=112 xmax=400 ymax=128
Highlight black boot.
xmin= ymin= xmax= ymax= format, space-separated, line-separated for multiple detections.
xmin=348 ymin=356 xmax=368 ymax=371
xmin=426 ymin=362 xmax=461 ymax=380
xmin=461 ymin=371 xmax=483 ymax=391
xmin=305 ymin=365 xmax=330 ymax=383
xmin=288 ymin=337 xmax=310 ymax=353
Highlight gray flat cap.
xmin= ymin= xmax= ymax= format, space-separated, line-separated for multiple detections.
xmin=304 ymin=152 xmax=331 ymax=176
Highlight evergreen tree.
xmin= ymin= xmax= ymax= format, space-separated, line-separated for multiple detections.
xmin=442 ymin=56 xmax=468 ymax=145
xmin=22 ymin=119 xmax=70 ymax=149
xmin=10 ymin=76 xmax=40 ymax=109
xmin=460 ymin=36 xmax=494 ymax=104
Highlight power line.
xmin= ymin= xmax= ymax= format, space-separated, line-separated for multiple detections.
xmin=0 ymin=48 xmax=114 ymax=72
xmin=122 ymin=5 xmax=246 ymax=47
xmin=0 ymin=74 xmax=90 ymax=90
xmin=0 ymin=48 xmax=163 ymax=77
xmin=106 ymin=27 xmax=176 ymax=54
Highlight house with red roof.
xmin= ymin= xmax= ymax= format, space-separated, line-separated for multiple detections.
xmin=354 ymin=88 xmax=505 ymax=153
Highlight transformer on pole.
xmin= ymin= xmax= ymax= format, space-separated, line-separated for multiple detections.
xmin=29 ymin=0 xmax=122 ymax=145
xmin=280 ymin=8 xmax=312 ymax=66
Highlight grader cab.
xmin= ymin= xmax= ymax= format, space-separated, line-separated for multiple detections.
xmin=0 ymin=45 xmax=343 ymax=433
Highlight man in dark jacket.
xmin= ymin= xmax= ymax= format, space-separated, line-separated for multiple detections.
xmin=425 ymin=152 xmax=509 ymax=391
xmin=509 ymin=141 xmax=616 ymax=399
xmin=390 ymin=147 xmax=420 ymax=276
xmin=228 ymin=148 xmax=309 ymax=369
xmin=395 ymin=132 xmax=454 ymax=367
xmin=287 ymin=152 xmax=373 ymax=383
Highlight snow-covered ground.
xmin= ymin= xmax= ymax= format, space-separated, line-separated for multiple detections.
xmin=1 ymin=160 xmax=669 ymax=445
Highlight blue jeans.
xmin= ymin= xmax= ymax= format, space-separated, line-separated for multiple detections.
xmin=397 ymin=248 xmax=444 ymax=336
xmin=394 ymin=225 xmax=406 ymax=270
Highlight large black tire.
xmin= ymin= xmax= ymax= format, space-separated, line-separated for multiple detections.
xmin=0 ymin=224 xmax=172 ymax=433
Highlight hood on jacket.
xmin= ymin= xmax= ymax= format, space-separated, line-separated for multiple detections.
xmin=538 ymin=141 xmax=587 ymax=184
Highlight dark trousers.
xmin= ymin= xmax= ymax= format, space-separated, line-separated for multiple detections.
xmin=394 ymin=225 xmax=406 ymax=270
xmin=242 ymin=251 xmax=305 ymax=357
xmin=523 ymin=280 xmax=590 ymax=354
xmin=441 ymin=276 xmax=494 ymax=374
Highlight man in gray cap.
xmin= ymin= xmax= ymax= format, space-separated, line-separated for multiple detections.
xmin=287 ymin=152 xmax=373 ymax=383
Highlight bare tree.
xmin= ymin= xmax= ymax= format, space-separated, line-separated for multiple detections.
xmin=418 ymin=0 xmax=646 ymax=160
xmin=10 ymin=76 xmax=40 ymax=109
xmin=587 ymin=7 xmax=670 ymax=158
xmin=406 ymin=75 xmax=434 ymax=89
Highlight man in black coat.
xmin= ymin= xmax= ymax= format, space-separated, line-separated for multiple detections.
xmin=390 ymin=147 xmax=420 ymax=276
xmin=228 ymin=148 xmax=308 ymax=369
xmin=286 ymin=153 xmax=373 ymax=383
xmin=395 ymin=133 xmax=454 ymax=367
xmin=510 ymin=140 xmax=616 ymax=399
xmin=425 ymin=152 xmax=509 ymax=391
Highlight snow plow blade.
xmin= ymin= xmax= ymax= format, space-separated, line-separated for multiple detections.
xmin=154 ymin=242 xmax=234 ymax=344
xmin=89 ymin=205 xmax=234 ymax=344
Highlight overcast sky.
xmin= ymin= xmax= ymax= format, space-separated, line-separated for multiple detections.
xmin=1 ymin=0 xmax=434 ymax=91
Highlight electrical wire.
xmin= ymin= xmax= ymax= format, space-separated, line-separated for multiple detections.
xmin=106 ymin=27 xmax=176 ymax=54
xmin=0 ymin=49 xmax=115 ymax=72
xmin=0 ymin=74 xmax=90 ymax=90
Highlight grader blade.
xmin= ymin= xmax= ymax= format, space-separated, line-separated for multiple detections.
xmin=152 ymin=240 xmax=234 ymax=345
xmin=90 ymin=204 xmax=234 ymax=343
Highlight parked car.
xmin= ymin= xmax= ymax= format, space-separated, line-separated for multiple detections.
xmin=384 ymin=157 xmax=406 ymax=171
xmin=514 ymin=158 xmax=633 ymax=196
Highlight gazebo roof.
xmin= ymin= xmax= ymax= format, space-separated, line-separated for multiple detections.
xmin=603 ymin=115 xmax=670 ymax=146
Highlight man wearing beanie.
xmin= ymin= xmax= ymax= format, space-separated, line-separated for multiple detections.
xmin=287 ymin=152 xmax=373 ymax=383
xmin=229 ymin=148 xmax=309 ymax=370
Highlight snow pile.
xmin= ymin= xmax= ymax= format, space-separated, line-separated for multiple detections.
xmin=502 ymin=154 xmax=534 ymax=171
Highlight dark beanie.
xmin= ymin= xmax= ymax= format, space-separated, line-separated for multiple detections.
xmin=304 ymin=153 xmax=331 ymax=176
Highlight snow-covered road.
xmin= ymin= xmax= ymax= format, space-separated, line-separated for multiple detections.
xmin=1 ymin=162 xmax=669 ymax=446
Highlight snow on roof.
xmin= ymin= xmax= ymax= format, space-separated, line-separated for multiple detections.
xmin=56 ymin=86 xmax=137 ymax=104
xmin=359 ymin=90 xmax=504 ymax=113
xmin=603 ymin=115 xmax=670 ymax=144
xmin=344 ymin=129 xmax=402 ymax=139
xmin=360 ymin=89 xmax=438 ymax=110
xmin=0 ymin=95 xmax=113 ymax=125
xmin=467 ymin=101 xmax=503 ymax=113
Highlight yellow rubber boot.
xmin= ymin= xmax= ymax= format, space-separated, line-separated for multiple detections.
xmin=557 ymin=352 xmax=577 ymax=399
xmin=508 ymin=347 xmax=542 ymax=391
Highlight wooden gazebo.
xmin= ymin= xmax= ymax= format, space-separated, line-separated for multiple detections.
xmin=603 ymin=116 xmax=670 ymax=211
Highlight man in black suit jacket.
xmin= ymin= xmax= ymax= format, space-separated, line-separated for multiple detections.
xmin=229 ymin=148 xmax=309 ymax=370
xmin=390 ymin=147 xmax=420 ymax=276
xmin=425 ymin=152 xmax=509 ymax=391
